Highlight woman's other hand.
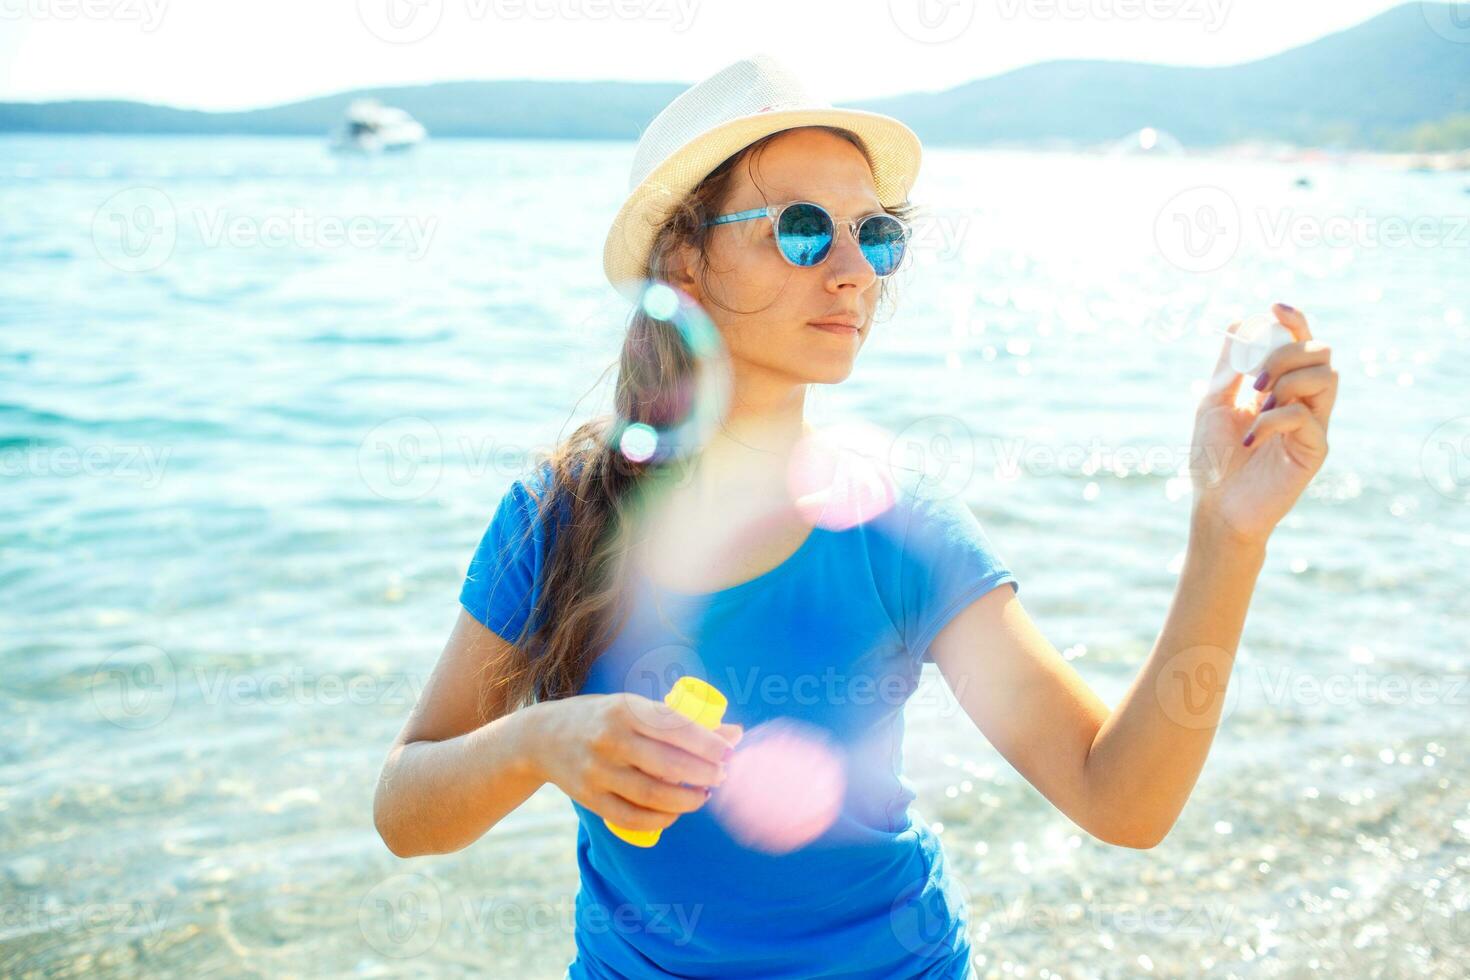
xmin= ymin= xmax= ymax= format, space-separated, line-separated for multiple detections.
xmin=530 ymin=692 xmax=743 ymax=835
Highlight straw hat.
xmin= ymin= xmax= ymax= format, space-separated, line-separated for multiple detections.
xmin=602 ymin=53 xmax=923 ymax=300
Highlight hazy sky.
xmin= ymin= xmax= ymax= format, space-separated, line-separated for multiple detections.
xmin=0 ymin=0 xmax=1417 ymax=109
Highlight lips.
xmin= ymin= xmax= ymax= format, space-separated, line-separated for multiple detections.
xmin=808 ymin=314 xmax=860 ymax=330
xmin=805 ymin=323 xmax=858 ymax=339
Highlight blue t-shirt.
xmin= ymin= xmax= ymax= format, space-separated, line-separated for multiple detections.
xmin=460 ymin=460 xmax=1017 ymax=979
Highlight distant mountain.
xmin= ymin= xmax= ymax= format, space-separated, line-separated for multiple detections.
xmin=1 ymin=2 xmax=1466 ymax=149
xmin=0 ymin=80 xmax=689 ymax=141
xmin=861 ymin=1 xmax=1470 ymax=148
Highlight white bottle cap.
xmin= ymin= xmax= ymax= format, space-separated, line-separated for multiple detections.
xmin=1228 ymin=314 xmax=1295 ymax=376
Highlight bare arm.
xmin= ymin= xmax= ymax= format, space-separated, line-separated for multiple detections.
xmin=372 ymin=608 xmax=553 ymax=857
xmin=929 ymin=520 xmax=1265 ymax=850
xmin=374 ymin=608 xmax=740 ymax=858
xmin=930 ymin=303 xmax=1333 ymax=849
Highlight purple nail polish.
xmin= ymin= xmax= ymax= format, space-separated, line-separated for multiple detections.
xmin=1278 ymin=303 xmax=1295 ymax=313
xmin=1254 ymin=372 xmax=1270 ymax=391
xmin=1243 ymin=431 xmax=1256 ymax=447
xmin=1261 ymin=393 xmax=1277 ymax=412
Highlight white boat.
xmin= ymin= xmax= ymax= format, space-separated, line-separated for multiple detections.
xmin=330 ymin=99 xmax=426 ymax=154
xmin=1105 ymin=126 xmax=1184 ymax=157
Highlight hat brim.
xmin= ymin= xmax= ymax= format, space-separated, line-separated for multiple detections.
xmin=602 ymin=107 xmax=922 ymax=301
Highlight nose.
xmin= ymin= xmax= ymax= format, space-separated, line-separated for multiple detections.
xmin=824 ymin=221 xmax=876 ymax=290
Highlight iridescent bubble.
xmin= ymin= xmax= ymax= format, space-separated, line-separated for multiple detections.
xmin=641 ymin=282 xmax=682 ymax=321
xmin=787 ymin=420 xmax=899 ymax=530
xmin=709 ymin=717 xmax=846 ymax=854
xmin=619 ymin=422 xmax=658 ymax=463
xmin=608 ymin=279 xmax=729 ymax=468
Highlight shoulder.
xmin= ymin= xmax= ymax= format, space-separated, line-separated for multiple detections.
xmin=865 ymin=469 xmax=983 ymax=545
xmin=875 ymin=472 xmax=1014 ymax=588
xmin=500 ymin=456 xmax=564 ymax=513
xmin=499 ymin=455 xmax=585 ymax=545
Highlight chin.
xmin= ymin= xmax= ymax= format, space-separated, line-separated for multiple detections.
xmin=802 ymin=358 xmax=858 ymax=384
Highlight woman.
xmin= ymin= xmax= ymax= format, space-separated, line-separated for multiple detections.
xmin=373 ymin=55 xmax=1337 ymax=978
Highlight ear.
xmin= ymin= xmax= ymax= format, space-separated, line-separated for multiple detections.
xmin=664 ymin=241 xmax=702 ymax=301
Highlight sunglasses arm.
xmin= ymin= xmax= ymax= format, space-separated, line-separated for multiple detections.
xmin=702 ymin=206 xmax=779 ymax=228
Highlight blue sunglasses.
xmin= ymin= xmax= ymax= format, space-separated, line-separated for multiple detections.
xmin=702 ymin=200 xmax=911 ymax=278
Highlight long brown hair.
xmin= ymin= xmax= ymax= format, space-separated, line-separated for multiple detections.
xmin=479 ymin=125 xmax=920 ymax=713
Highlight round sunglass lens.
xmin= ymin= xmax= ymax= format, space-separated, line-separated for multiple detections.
xmin=776 ymin=203 xmax=834 ymax=267
xmin=857 ymin=214 xmax=908 ymax=277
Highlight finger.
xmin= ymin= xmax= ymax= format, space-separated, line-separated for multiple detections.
xmin=1204 ymin=319 xmax=1248 ymax=407
xmin=1257 ymin=339 xmax=1332 ymax=393
xmin=1243 ymin=402 xmax=1327 ymax=457
xmin=625 ymin=699 xmax=731 ymax=765
xmin=605 ymin=764 xmax=711 ymax=815
xmin=593 ymin=791 xmax=678 ymax=833
xmin=623 ymin=731 xmax=725 ymax=789
xmin=1257 ymin=363 xmax=1337 ymax=427
xmin=1271 ymin=302 xmax=1312 ymax=342
xmin=716 ymin=722 xmax=744 ymax=746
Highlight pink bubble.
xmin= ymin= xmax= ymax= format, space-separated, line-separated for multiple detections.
xmin=709 ymin=718 xmax=846 ymax=854
xmin=787 ymin=422 xmax=898 ymax=530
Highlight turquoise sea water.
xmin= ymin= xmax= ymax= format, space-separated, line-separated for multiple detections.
xmin=1 ymin=134 xmax=1467 ymax=977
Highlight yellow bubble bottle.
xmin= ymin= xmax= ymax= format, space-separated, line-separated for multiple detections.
xmin=604 ymin=675 xmax=728 ymax=847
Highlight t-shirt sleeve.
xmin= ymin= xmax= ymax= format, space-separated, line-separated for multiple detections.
xmin=459 ymin=477 xmax=548 ymax=645
xmin=898 ymin=491 xmax=1019 ymax=665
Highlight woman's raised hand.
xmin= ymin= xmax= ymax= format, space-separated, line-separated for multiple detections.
xmin=1189 ymin=302 xmax=1338 ymax=546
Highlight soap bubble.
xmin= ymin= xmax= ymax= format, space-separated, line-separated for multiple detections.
xmin=788 ymin=420 xmax=900 ymax=530
xmin=709 ymin=717 xmax=846 ymax=854
xmin=605 ymin=280 xmax=730 ymax=470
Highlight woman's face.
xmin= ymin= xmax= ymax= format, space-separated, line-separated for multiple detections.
xmin=672 ymin=127 xmax=887 ymax=387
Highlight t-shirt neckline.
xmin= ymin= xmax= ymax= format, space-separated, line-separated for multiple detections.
xmin=641 ymin=522 xmax=826 ymax=603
